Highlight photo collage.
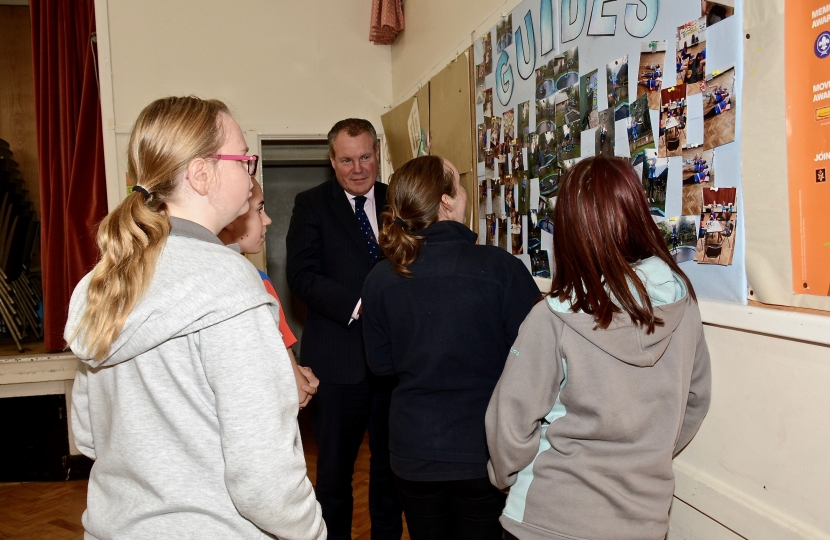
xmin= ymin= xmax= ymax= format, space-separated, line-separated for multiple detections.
xmin=475 ymin=1 xmax=739 ymax=277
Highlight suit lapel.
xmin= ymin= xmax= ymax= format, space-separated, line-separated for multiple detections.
xmin=328 ymin=179 xmax=373 ymax=262
xmin=375 ymin=183 xmax=388 ymax=224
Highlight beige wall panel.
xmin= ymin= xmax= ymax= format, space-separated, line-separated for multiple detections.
xmin=428 ymin=52 xmax=473 ymax=176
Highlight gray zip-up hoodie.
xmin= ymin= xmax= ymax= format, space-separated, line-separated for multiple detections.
xmin=66 ymin=218 xmax=325 ymax=540
xmin=486 ymin=257 xmax=711 ymax=540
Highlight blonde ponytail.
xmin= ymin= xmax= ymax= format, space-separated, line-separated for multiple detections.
xmin=73 ymin=96 xmax=229 ymax=360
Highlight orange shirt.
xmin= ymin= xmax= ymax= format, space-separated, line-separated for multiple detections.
xmin=259 ymin=272 xmax=298 ymax=349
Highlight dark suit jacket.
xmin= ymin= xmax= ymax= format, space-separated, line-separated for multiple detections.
xmin=286 ymin=177 xmax=388 ymax=385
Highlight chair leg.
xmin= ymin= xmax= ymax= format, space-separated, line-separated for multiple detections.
xmin=0 ymin=299 xmax=24 ymax=353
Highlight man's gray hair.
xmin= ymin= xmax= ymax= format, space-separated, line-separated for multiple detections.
xmin=327 ymin=118 xmax=378 ymax=158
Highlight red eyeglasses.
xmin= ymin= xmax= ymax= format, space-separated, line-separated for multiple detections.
xmin=209 ymin=154 xmax=259 ymax=176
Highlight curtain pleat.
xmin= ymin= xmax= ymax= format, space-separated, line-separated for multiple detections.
xmin=30 ymin=0 xmax=108 ymax=351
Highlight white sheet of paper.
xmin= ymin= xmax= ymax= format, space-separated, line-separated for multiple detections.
xmin=508 ymin=153 xmax=513 ymax=174
xmin=685 ymin=93 xmax=704 ymax=148
xmin=407 ymin=99 xmax=421 ymax=159
xmin=581 ymin=128 xmax=596 ymax=157
xmin=500 ymin=184 xmax=506 ymax=218
xmin=541 ymin=228 xmax=554 ymax=273
xmin=479 ymin=218 xmax=486 ymax=244
xmin=486 ymin=181 xmax=492 ymax=214
xmin=522 ymin=147 xmax=528 ymax=168
xmin=665 ymin=156 xmax=683 ymax=218
xmin=517 ymin=253 xmax=531 ymax=272
xmin=494 ymin=158 xmax=499 ymax=180
xmin=614 ymin=118 xmax=630 ymax=158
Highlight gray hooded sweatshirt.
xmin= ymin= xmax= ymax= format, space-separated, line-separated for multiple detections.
xmin=66 ymin=218 xmax=325 ymax=540
xmin=486 ymin=257 xmax=711 ymax=540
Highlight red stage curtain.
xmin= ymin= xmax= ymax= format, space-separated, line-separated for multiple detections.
xmin=30 ymin=0 xmax=108 ymax=351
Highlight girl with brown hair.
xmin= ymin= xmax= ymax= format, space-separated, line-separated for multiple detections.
xmin=486 ymin=156 xmax=711 ymax=540
xmin=65 ymin=96 xmax=324 ymax=540
xmin=362 ymin=155 xmax=539 ymax=540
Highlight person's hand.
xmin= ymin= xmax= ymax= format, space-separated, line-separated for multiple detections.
xmin=297 ymin=366 xmax=319 ymax=409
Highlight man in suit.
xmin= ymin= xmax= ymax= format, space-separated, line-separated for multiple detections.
xmin=286 ymin=119 xmax=402 ymax=540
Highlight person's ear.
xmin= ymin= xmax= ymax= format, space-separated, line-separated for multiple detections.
xmin=185 ymin=158 xmax=211 ymax=196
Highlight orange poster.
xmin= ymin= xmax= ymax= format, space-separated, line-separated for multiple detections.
xmin=786 ymin=0 xmax=830 ymax=295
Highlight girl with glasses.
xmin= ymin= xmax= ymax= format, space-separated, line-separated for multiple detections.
xmin=65 ymin=96 xmax=324 ymax=540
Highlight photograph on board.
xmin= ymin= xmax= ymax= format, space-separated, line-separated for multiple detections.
xmin=497 ymin=217 xmax=508 ymax=250
xmin=531 ymin=250 xmax=552 ymax=278
xmin=478 ymin=178 xmax=492 ymax=217
xmin=517 ymin=101 xmax=531 ymax=145
xmin=496 ymin=14 xmax=513 ymax=54
xmin=536 ymin=96 xmax=554 ymax=134
xmin=558 ymin=121 xmax=581 ymax=161
xmin=580 ymin=69 xmax=599 ymax=129
xmin=681 ymin=147 xmax=714 ymax=215
xmin=607 ymin=55 xmax=630 ymax=119
xmin=695 ymin=187 xmax=737 ymax=265
xmin=475 ymin=64 xmax=485 ymax=104
xmin=511 ymin=213 xmax=524 ymax=255
xmin=637 ymin=40 xmax=667 ymax=109
xmin=596 ymin=108 xmax=615 ymax=157
xmin=518 ymin=173 xmax=530 ymax=215
xmin=503 ymin=109 xmax=515 ymax=142
xmin=535 ymin=46 xmax=579 ymax=101
xmin=483 ymin=88 xmax=493 ymax=117
xmin=658 ymin=216 xmax=698 ymax=264
xmin=643 ymin=149 xmax=668 ymax=218
xmin=676 ymin=17 xmax=706 ymax=95
xmin=491 ymin=116 xmax=502 ymax=148
xmin=658 ymin=83 xmax=687 ymax=157
xmin=702 ymin=67 xmax=736 ymax=149
xmin=477 ymin=122 xmax=487 ymax=163
xmin=554 ymin=83 xmax=580 ymax=128
xmin=485 ymin=213 xmax=495 ymax=246
xmin=481 ymin=32 xmax=493 ymax=76
xmin=702 ymin=0 xmax=734 ymax=27
xmin=536 ymin=196 xmax=555 ymax=234
xmin=628 ymin=94 xmax=655 ymax=164
xmin=533 ymin=132 xmax=561 ymax=195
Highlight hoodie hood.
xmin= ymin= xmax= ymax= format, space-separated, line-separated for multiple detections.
xmin=546 ymin=256 xmax=689 ymax=367
xmin=65 ymin=218 xmax=276 ymax=368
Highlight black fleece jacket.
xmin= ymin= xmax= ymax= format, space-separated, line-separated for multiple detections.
xmin=362 ymin=220 xmax=540 ymax=480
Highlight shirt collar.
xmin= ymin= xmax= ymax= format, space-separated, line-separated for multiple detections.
xmin=169 ymin=216 xmax=240 ymax=253
xmin=346 ymin=185 xmax=375 ymax=203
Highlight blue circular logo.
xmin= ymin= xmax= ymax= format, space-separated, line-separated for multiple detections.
xmin=816 ymin=31 xmax=830 ymax=58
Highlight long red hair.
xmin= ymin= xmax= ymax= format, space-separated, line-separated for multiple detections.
xmin=550 ymin=156 xmax=696 ymax=333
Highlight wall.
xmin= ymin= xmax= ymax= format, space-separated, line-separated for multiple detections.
xmin=94 ymin=0 xmax=393 ymax=211
xmin=392 ymin=1 xmax=830 ymax=538
xmin=0 ymin=5 xmax=40 ymax=221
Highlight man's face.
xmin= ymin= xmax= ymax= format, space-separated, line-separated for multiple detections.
xmin=330 ymin=131 xmax=379 ymax=197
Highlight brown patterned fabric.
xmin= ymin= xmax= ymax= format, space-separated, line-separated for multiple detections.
xmin=370 ymin=0 xmax=404 ymax=45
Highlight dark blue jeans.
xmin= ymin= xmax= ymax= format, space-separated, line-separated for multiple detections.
xmin=393 ymin=475 xmax=506 ymax=540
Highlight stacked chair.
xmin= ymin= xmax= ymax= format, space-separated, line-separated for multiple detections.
xmin=0 ymin=139 xmax=43 ymax=353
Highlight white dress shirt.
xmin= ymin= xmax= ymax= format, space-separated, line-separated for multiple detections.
xmin=346 ymin=186 xmax=378 ymax=322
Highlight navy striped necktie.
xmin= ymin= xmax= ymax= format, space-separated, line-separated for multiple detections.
xmin=354 ymin=196 xmax=379 ymax=260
